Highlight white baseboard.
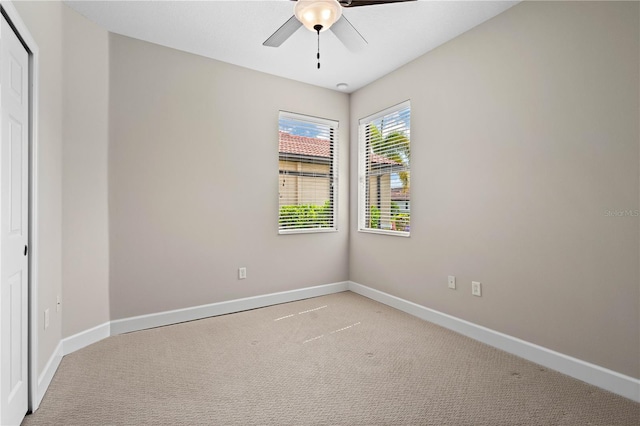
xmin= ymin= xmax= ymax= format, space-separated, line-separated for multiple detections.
xmin=34 ymin=341 xmax=63 ymax=409
xmin=34 ymin=282 xmax=348 ymax=411
xmin=51 ymin=280 xmax=639 ymax=402
xmin=111 ymin=281 xmax=349 ymax=335
xmin=347 ymin=281 xmax=640 ymax=403
xmin=62 ymin=321 xmax=111 ymax=356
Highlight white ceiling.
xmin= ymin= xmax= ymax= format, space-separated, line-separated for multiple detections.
xmin=64 ymin=0 xmax=518 ymax=93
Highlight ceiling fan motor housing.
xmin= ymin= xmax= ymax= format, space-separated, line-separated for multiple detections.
xmin=294 ymin=0 xmax=343 ymax=32
xmin=265 ymin=0 xmax=416 ymax=51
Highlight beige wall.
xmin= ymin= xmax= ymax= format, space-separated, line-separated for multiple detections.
xmin=61 ymin=5 xmax=110 ymax=338
xmin=350 ymin=1 xmax=639 ymax=378
xmin=12 ymin=0 xmax=64 ymax=373
xmin=108 ymin=34 xmax=349 ymax=319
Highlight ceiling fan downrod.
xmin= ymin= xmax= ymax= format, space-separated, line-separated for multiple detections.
xmin=315 ymin=24 xmax=322 ymax=69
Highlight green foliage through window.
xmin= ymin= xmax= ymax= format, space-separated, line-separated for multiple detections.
xmin=394 ymin=213 xmax=410 ymax=232
xmin=279 ymin=201 xmax=332 ymax=229
xmin=368 ymin=205 xmax=410 ymax=232
xmin=369 ymin=206 xmax=380 ymax=229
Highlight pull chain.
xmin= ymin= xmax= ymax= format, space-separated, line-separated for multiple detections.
xmin=314 ymin=25 xmax=322 ymax=69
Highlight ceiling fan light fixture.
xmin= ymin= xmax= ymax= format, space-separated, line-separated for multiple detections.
xmin=294 ymin=0 xmax=343 ymax=33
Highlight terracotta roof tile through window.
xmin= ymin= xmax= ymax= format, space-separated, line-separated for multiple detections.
xmin=279 ymin=131 xmax=330 ymax=158
xmin=279 ymin=131 xmax=399 ymax=165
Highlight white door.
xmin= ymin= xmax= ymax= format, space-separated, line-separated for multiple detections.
xmin=0 ymin=13 xmax=29 ymax=426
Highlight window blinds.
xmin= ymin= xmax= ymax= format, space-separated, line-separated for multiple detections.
xmin=358 ymin=101 xmax=411 ymax=235
xmin=278 ymin=111 xmax=338 ymax=233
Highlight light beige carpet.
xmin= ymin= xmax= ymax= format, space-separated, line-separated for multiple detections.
xmin=21 ymin=291 xmax=640 ymax=425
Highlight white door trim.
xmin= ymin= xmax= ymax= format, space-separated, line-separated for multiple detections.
xmin=0 ymin=1 xmax=40 ymax=413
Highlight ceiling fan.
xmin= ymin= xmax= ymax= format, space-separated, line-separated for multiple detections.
xmin=264 ymin=0 xmax=416 ymax=67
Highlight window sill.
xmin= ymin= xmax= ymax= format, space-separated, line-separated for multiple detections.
xmin=358 ymin=228 xmax=410 ymax=237
xmin=279 ymin=228 xmax=338 ymax=235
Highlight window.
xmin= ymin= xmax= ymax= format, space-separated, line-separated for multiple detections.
xmin=358 ymin=101 xmax=411 ymax=236
xmin=278 ymin=111 xmax=338 ymax=234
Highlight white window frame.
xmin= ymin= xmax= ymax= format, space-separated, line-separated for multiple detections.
xmin=358 ymin=100 xmax=411 ymax=237
xmin=278 ymin=111 xmax=338 ymax=234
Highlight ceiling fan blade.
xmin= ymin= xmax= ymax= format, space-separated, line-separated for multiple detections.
xmin=330 ymin=15 xmax=367 ymax=52
xmin=263 ymin=15 xmax=303 ymax=47
xmin=340 ymin=0 xmax=416 ymax=7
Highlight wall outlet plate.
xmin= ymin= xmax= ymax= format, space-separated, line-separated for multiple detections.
xmin=238 ymin=267 xmax=247 ymax=280
xmin=448 ymin=275 xmax=456 ymax=289
xmin=472 ymin=281 xmax=482 ymax=297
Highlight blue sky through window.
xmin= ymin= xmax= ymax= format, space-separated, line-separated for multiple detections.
xmin=279 ymin=117 xmax=327 ymax=139
xmin=391 ymin=172 xmax=402 ymax=188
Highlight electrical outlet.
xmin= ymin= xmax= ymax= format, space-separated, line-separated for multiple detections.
xmin=44 ymin=309 xmax=50 ymax=330
xmin=57 ymin=295 xmax=61 ymax=312
xmin=448 ymin=275 xmax=456 ymax=289
xmin=238 ymin=267 xmax=247 ymax=280
xmin=472 ymin=281 xmax=482 ymax=297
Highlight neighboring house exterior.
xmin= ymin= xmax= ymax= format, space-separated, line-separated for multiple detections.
xmin=391 ymin=187 xmax=410 ymax=214
xmin=366 ymin=153 xmax=405 ymax=230
xmin=278 ymin=131 xmax=332 ymax=206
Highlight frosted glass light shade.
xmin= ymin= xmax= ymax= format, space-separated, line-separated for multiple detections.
xmin=294 ymin=0 xmax=343 ymax=33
